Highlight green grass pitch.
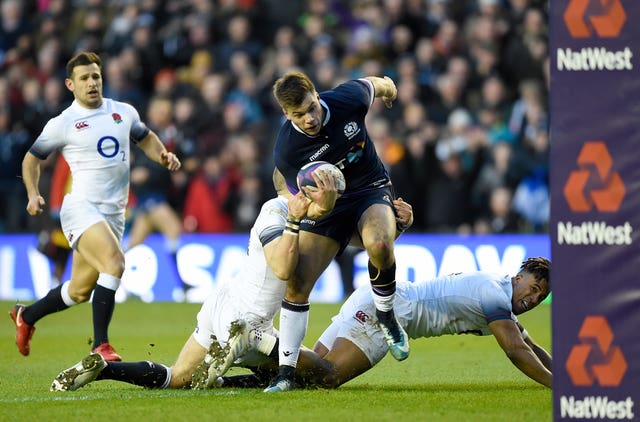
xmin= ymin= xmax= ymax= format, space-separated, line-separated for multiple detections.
xmin=1 ymin=299 xmax=551 ymax=421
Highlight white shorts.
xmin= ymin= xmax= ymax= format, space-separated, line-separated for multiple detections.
xmin=317 ymin=286 xmax=412 ymax=366
xmin=193 ymin=283 xmax=278 ymax=367
xmin=60 ymin=194 xmax=125 ymax=249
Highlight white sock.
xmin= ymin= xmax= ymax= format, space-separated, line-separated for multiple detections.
xmin=371 ymin=291 xmax=395 ymax=313
xmin=160 ymin=365 xmax=172 ymax=389
xmin=60 ymin=280 xmax=78 ymax=307
xmin=96 ymin=273 xmax=121 ymax=290
xmin=278 ymin=303 xmax=309 ymax=368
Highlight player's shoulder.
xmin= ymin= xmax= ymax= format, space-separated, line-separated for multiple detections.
xmin=43 ymin=108 xmax=73 ymax=134
xmin=324 ymin=79 xmax=371 ymax=99
xmin=103 ymin=98 xmax=137 ymax=114
xmin=257 ymin=197 xmax=288 ymax=222
xmin=322 ymin=79 xmax=372 ymax=110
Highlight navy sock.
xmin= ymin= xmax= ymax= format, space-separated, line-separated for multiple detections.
xmin=22 ymin=284 xmax=68 ymax=325
xmin=369 ymin=260 xmax=396 ymax=297
xmin=98 ymin=361 xmax=168 ymax=389
xmin=92 ymin=285 xmax=115 ymax=348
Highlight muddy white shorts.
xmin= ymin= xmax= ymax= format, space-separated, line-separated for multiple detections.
xmin=193 ymin=282 xmax=278 ymax=367
xmin=317 ymin=286 xmax=412 ymax=366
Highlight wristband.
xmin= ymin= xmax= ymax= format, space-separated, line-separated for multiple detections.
xmin=284 ymin=227 xmax=299 ymax=236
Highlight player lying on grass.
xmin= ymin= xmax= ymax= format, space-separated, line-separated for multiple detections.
xmin=305 ymin=256 xmax=552 ymax=389
xmin=195 ymin=257 xmax=552 ymax=390
xmin=50 ymin=169 xmax=414 ymax=391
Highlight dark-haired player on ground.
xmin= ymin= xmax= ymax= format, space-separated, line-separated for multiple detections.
xmin=306 ymin=257 xmax=552 ymax=389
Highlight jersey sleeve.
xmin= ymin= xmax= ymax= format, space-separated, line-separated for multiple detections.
xmin=355 ymin=78 xmax=375 ymax=108
xmin=335 ymin=79 xmax=373 ymax=114
xmin=480 ymin=282 xmax=513 ymax=324
xmin=255 ymin=199 xmax=288 ymax=247
xmin=122 ymin=102 xmax=150 ymax=144
xmin=28 ymin=117 xmax=66 ymax=159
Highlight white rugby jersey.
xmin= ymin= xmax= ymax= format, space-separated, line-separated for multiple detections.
xmin=397 ymin=271 xmax=517 ymax=339
xmin=29 ymin=98 xmax=150 ymax=214
xmin=221 ymin=197 xmax=289 ymax=322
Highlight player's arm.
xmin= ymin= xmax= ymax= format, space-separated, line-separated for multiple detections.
xmin=274 ymin=167 xmax=337 ymax=219
xmin=263 ymin=192 xmax=310 ymax=281
xmin=137 ymin=131 xmax=181 ymax=171
xmin=488 ymin=319 xmax=552 ymax=388
xmin=524 ymin=333 xmax=552 ymax=371
xmin=22 ymin=152 xmax=46 ymax=216
xmin=364 ymin=76 xmax=397 ymax=108
xmin=393 ymin=197 xmax=413 ymax=234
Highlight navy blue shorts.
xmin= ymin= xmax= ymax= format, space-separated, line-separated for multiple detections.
xmin=135 ymin=193 xmax=168 ymax=214
xmin=299 ymin=185 xmax=396 ymax=255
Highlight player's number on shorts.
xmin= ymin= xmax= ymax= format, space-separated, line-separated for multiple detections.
xmin=97 ymin=136 xmax=125 ymax=161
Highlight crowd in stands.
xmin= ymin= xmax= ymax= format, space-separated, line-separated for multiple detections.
xmin=0 ymin=0 xmax=549 ymax=235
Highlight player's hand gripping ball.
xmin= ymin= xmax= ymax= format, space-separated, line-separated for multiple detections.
xmin=297 ymin=161 xmax=346 ymax=198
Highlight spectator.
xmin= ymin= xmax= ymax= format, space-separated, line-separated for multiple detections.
xmin=182 ymin=153 xmax=242 ymax=233
xmin=0 ymin=0 xmax=550 ymax=235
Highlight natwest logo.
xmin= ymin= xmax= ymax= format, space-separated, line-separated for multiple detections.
xmin=563 ymin=0 xmax=626 ymax=38
xmin=565 ymin=315 xmax=627 ymax=387
xmin=563 ymin=141 xmax=625 ymax=213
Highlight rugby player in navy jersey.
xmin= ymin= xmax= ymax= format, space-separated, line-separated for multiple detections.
xmin=267 ymin=71 xmax=409 ymax=392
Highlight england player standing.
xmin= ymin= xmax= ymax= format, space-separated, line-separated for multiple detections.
xmin=267 ymin=71 xmax=408 ymax=392
xmin=11 ymin=52 xmax=181 ymax=361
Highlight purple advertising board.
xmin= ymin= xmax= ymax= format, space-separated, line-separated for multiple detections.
xmin=551 ymin=0 xmax=640 ymax=419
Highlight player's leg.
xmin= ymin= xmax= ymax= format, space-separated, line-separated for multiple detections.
xmin=359 ymin=202 xmax=409 ymax=361
xmin=74 ymin=221 xmax=125 ymax=360
xmin=147 ymin=203 xmax=188 ymax=297
xmin=167 ymin=335 xmax=207 ymax=388
xmin=265 ymin=232 xmax=338 ymax=392
xmin=10 ymin=248 xmax=92 ymax=356
xmin=124 ymin=212 xmax=153 ymax=250
xmin=50 ymin=335 xmax=191 ymax=392
xmin=314 ymin=338 xmax=373 ymax=388
xmin=305 ymin=285 xmax=378 ymax=388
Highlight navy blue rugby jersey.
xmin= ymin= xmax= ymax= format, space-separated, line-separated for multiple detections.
xmin=273 ymin=79 xmax=390 ymax=197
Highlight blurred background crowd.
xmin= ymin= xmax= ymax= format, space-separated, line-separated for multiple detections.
xmin=0 ymin=0 xmax=549 ymax=236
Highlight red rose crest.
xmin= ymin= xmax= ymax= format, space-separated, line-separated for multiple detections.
xmin=112 ymin=113 xmax=122 ymax=124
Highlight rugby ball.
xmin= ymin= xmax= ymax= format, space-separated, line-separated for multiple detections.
xmin=296 ymin=161 xmax=346 ymax=197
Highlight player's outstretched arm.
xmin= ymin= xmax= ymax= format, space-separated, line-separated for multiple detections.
xmin=489 ymin=319 xmax=552 ymax=388
xmin=524 ymin=334 xmax=552 ymax=371
xmin=137 ymin=131 xmax=181 ymax=171
xmin=22 ymin=152 xmax=46 ymax=216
